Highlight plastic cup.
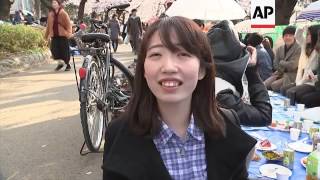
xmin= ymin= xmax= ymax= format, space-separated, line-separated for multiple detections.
xmin=293 ymin=111 xmax=301 ymax=122
xmin=287 ymin=107 xmax=295 ymax=119
xmin=290 ymin=128 xmax=301 ymax=141
xmin=297 ymin=104 xmax=305 ymax=112
xmin=293 ymin=121 xmax=302 ymax=130
xmin=276 ymin=171 xmax=290 ymax=180
xmin=283 ymin=98 xmax=290 ymax=110
xmin=303 ymin=120 xmax=314 ymax=132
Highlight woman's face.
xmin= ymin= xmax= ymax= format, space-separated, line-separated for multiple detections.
xmin=52 ymin=1 xmax=60 ymax=10
xmin=306 ymin=31 xmax=311 ymax=44
xmin=144 ymin=31 xmax=205 ymax=105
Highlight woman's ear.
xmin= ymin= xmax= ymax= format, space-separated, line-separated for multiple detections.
xmin=198 ymin=67 xmax=206 ymax=80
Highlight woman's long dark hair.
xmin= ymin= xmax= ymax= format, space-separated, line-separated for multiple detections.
xmin=123 ymin=16 xmax=225 ymax=138
xmin=306 ymin=25 xmax=320 ymax=57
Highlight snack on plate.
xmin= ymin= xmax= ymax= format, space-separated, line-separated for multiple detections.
xmin=252 ymin=152 xmax=261 ymax=161
xmin=260 ymin=139 xmax=271 ymax=148
xmin=262 ymin=151 xmax=284 ymax=161
xmin=277 ymin=122 xmax=289 ymax=130
xmin=270 ymin=120 xmax=290 ymax=131
xmin=303 ymin=157 xmax=307 ymax=165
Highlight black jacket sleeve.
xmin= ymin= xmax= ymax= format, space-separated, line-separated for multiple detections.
xmin=102 ymin=120 xmax=128 ymax=180
xmin=217 ymin=66 xmax=272 ymax=127
xmin=219 ymin=108 xmax=256 ymax=180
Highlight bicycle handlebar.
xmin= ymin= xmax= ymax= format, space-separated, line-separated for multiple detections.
xmin=70 ymin=47 xmax=105 ymax=53
xmin=78 ymin=47 xmax=105 ymax=51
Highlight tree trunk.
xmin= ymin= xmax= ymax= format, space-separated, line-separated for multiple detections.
xmin=34 ymin=0 xmax=41 ymax=19
xmin=275 ymin=0 xmax=297 ymax=25
xmin=0 ymin=0 xmax=13 ymax=21
xmin=77 ymin=0 xmax=87 ymax=21
xmin=40 ymin=0 xmax=52 ymax=16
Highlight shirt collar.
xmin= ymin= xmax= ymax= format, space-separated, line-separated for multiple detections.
xmin=154 ymin=115 xmax=204 ymax=145
xmin=187 ymin=115 xmax=204 ymax=142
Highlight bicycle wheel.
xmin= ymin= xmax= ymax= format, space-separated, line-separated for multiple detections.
xmin=80 ymin=58 xmax=105 ymax=152
xmin=107 ymin=57 xmax=134 ymax=118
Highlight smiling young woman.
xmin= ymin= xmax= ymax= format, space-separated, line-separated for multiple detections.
xmin=102 ymin=16 xmax=256 ymax=180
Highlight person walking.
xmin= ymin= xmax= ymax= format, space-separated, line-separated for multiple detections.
xmin=102 ymin=16 xmax=256 ymax=180
xmin=264 ymin=26 xmax=301 ymax=92
xmin=45 ymin=0 xmax=72 ymax=71
xmin=127 ymin=9 xmax=142 ymax=54
xmin=108 ymin=14 xmax=120 ymax=53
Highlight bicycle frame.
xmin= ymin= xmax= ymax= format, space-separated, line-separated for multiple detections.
xmin=72 ymin=3 xmax=133 ymax=153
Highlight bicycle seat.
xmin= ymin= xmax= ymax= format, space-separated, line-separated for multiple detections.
xmin=81 ymin=33 xmax=110 ymax=43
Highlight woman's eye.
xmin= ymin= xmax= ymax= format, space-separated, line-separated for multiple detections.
xmin=178 ymin=52 xmax=191 ymax=57
xmin=148 ymin=53 xmax=161 ymax=58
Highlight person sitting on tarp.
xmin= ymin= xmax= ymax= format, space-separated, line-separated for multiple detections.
xmin=207 ymin=20 xmax=272 ymax=127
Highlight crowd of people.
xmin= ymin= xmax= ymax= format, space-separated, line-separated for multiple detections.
xmin=262 ymin=25 xmax=320 ymax=108
xmin=10 ymin=10 xmax=37 ymax=25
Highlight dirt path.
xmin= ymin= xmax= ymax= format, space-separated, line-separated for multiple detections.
xmin=0 ymin=45 xmax=134 ymax=180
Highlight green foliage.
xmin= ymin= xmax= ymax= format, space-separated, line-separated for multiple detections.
xmin=0 ymin=24 xmax=47 ymax=54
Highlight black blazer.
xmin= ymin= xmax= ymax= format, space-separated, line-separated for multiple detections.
xmin=102 ymin=109 xmax=257 ymax=180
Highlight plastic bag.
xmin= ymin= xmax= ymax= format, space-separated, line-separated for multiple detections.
xmin=124 ymin=34 xmax=130 ymax=44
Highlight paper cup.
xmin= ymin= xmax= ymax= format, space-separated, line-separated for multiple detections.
xmin=290 ymin=128 xmax=301 ymax=141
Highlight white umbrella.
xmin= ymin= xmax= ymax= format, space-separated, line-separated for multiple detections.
xmin=297 ymin=0 xmax=320 ymax=21
xmin=235 ymin=19 xmax=274 ymax=34
xmin=165 ymin=0 xmax=247 ymax=21
xmin=128 ymin=0 xmax=167 ymax=22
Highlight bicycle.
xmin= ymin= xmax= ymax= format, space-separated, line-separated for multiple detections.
xmin=71 ymin=3 xmax=134 ymax=153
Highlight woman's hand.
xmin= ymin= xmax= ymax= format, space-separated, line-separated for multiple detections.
xmin=247 ymin=46 xmax=257 ymax=67
xmin=308 ymin=70 xmax=316 ymax=80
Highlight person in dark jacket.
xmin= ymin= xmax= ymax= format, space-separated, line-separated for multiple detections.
xmin=207 ymin=20 xmax=272 ymax=127
xmin=13 ymin=10 xmax=23 ymax=25
xmin=102 ymin=16 xmax=256 ymax=180
xmin=108 ymin=14 xmax=120 ymax=52
xmin=246 ymin=33 xmax=273 ymax=81
xmin=262 ymin=36 xmax=275 ymax=64
xmin=127 ymin=9 xmax=142 ymax=54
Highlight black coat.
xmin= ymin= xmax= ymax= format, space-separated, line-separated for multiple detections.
xmin=217 ymin=66 xmax=272 ymax=127
xmin=207 ymin=20 xmax=272 ymax=127
xmin=102 ymin=109 xmax=257 ymax=180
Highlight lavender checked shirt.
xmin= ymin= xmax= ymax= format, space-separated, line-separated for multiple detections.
xmin=153 ymin=117 xmax=207 ymax=180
